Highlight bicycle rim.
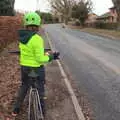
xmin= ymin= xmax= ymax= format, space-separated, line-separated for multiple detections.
xmin=28 ymin=88 xmax=44 ymax=120
xmin=34 ymin=90 xmax=44 ymax=120
xmin=33 ymin=91 xmax=39 ymax=120
xmin=28 ymin=89 xmax=36 ymax=120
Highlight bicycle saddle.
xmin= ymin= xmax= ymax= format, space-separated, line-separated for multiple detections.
xmin=28 ymin=69 xmax=39 ymax=78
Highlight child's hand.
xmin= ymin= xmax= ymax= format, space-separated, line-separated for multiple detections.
xmin=47 ymin=51 xmax=60 ymax=61
xmin=53 ymin=52 xmax=60 ymax=60
xmin=45 ymin=51 xmax=53 ymax=56
xmin=45 ymin=52 xmax=50 ymax=56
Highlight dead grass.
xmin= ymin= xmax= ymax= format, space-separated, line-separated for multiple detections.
xmin=67 ymin=25 xmax=120 ymax=40
xmin=81 ymin=28 xmax=120 ymax=40
xmin=67 ymin=25 xmax=83 ymax=29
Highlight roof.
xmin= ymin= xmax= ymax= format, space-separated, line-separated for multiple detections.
xmin=109 ymin=6 xmax=116 ymax=9
xmin=88 ymin=13 xmax=98 ymax=16
xmin=97 ymin=12 xmax=112 ymax=19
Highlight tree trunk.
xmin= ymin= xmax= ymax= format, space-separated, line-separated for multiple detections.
xmin=64 ymin=18 xmax=68 ymax=25
xmin=117 ymin=12 xmax=120 ymax=30
xmin=116 ymin=8 xmax=120 ymax=30
xmin=117 ymin=10 xmax=120 ymax=22
xmin=112 ymin=0 xmax=120 ymax=29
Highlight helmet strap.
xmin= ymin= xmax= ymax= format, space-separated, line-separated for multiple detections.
xmin=26 ymin=25 xmax=39 ymax=32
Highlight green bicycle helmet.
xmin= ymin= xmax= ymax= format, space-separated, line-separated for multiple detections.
xmin=23 ymin=12 xmax=41 ymax=26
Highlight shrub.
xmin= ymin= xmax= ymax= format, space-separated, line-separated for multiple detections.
xmin=94 ymin=22 xmax=118 ymax=30
xmin=0 ymin=16 xmax=22 ymax=52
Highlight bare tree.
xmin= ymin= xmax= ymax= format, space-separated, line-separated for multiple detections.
xmin=48 ymin=0 xmax=74 ymax=24
xmin=72 ymin=0 xmax=93 ymax=26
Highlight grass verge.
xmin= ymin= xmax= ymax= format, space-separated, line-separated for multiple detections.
xmin=67 ymin=25 xmax=120 ymax=40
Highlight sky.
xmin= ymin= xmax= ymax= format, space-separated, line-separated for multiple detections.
xmin=14 ymin=0 xmax=114 ymax=15
xmin=14 ymin=0 xmax=50 ymax=12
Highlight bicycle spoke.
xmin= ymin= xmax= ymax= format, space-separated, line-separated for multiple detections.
xmin=33 ymin=91 xmax=38 ymax=120
xmin=28 ymin=88 xmax=37 ymax=120
xmin=28 ymin=88 xmax=33 ymax=120
xmin=36 ymin=90 xmax=44 ymax=119
xmin=28 ymin=87 xmax=44 ymax=120
xmin=35 ymin=90 xmax=44 ymax=120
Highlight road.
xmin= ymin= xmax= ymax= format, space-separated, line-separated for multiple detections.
xmin=44 ymin=24 xmax=120 ymax=120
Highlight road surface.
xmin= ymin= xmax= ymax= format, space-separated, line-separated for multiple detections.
xmin=45 ymin=24 xmax=120 ymax=120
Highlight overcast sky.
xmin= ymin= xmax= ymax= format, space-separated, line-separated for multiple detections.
xmin=14 ymin=0 xmax=113 ymax=15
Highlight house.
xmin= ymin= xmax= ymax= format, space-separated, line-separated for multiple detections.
xmin=109 ymin=6 xmax=118 ymax=22
xmin=85 ymin=13 xmax=98 ymax=26
xmin=86 ymin=13 xmax=98 ymax=23
xmin=97 ymin=7 xmax=117 ymax=23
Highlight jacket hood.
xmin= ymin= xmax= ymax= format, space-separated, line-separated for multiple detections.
xmin=18 ymin=30 xmax=37 ymax=44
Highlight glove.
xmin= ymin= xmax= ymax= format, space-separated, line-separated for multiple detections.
xmin=53 ymin=52 xmax=60 ymax=60
xmin=48 ymin=52 xmax=60 ymax=62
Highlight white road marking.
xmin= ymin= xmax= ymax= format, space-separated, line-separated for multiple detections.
xmin=45 ymin=32 xmax=86 ymax=120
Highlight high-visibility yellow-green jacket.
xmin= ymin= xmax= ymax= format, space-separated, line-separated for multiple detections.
xmin=19 ymin=30 xmax=52 ymax=67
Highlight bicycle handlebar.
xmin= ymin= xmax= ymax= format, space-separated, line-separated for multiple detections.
xmin=8 ymin=49 xmax=51 ymax=54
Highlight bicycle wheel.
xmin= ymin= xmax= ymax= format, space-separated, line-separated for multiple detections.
xmin=28 ymin=88 xmax=44 ymax=120
xmin=34 ymin=89 xmax=44 ymax=120
xmin=28 ymin=88 xmax=36 ymax=120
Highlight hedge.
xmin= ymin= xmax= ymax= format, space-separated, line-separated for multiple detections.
xmin=0 ymin=16 xmax=22 ymax=52
xmin=94 ymin=22 xmax=118 ymax=30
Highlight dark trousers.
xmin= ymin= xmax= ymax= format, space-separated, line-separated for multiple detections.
xmin=13 ymin=66 xmax=45 ymax=111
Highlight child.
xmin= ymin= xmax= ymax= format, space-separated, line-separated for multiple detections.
xmin=12 ymin=12 xmax=59 ymax=116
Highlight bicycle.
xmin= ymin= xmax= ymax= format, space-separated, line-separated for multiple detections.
xmin=9 ymin=49 xmax=52 ymax=120
xmin=28 ymin=68 xmax=44 ymax=120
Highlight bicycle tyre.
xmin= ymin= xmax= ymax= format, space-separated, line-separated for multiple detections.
xmin=33 ymin=90 xmax=39 ymax=120
xmin=28 ymin=89 xmax=36 ymax=120
xmin=28 ymin=88 xmax=44 ymax=120
xmin=34 ymin=90 xmax=44 ymax=120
